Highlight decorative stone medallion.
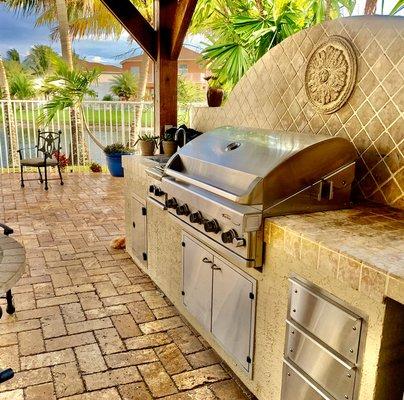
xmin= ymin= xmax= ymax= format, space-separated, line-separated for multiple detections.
xmin=305 ymin=36 xmax=357 ymax=114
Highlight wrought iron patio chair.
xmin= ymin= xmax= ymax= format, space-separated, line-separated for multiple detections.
xmin=17 ymin=130 xmax=64 ymax=190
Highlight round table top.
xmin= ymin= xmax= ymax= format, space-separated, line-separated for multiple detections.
xmin=0 ymin=235 xmax=26 ymax=293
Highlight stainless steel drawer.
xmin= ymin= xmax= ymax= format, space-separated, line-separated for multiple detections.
xmin=285 ymin=321 xmax=356 ymax=400
xmin=289 ymin=279 xmax=362 ymax=363
xmin=282 ymin=361 xmax=332 ymax=400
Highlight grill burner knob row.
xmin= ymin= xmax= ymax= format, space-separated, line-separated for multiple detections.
xmin=149 ymin=185 xmax=165 ymax=197
xmin=176 ymin=204 xmax=190 ymax=216
xmin=204 ymin=219 xmax=220 ymax=234
xmin=189 ymin=211 xmax=203 ymax=224
xmin=221 ymin=229 xmax=238 ymax=244
xmin=166 ymin=198 xmax=178 ymax=209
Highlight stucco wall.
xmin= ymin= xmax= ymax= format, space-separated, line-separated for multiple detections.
xmin=191 ymin=16 xmax=404 ymax=210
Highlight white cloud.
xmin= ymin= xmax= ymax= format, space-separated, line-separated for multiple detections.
xmin=92 ymin=56 xmax=102 ymax=63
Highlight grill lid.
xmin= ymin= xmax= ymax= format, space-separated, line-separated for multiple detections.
xmin=165 ymin=126 xmax=357 ymax=206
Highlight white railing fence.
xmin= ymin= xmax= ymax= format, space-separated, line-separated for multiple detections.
xmin=0 ymin=100 xmax=199 ymax=172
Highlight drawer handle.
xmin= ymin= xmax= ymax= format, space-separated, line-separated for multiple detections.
xmin=212 ymin=264 xmax=222 ymax=271
xmin=202 ymin=257 xmax=212 ymax=264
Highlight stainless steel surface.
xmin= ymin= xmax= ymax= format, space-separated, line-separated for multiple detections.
xmin=162 ymin=126 xmax=356 ymax=268
xmin=165 ymin=126 xmax=356 ymax=206
xmin=285 ymin=321 xmax=356 ymax=400
xmin=282 ymin=361 xmax=333 ymax=400
xmin=182 ymin=232 xmax=256 ymax=376
xmin=182 ymin=234 xmax=213 ymax=331
xmin=148 ymin=197 xmax=166 ymax=211
xmin=131 ymin=195 xmax=147 ymax=268
xmin=211 ymin=255 xmax=256 ymax=373
xmin=289 ymin=279 xmax=362 ymax=364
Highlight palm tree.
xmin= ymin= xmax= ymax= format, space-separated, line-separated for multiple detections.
xmin=0 ymin=57 xmax=18 ymax=168
xmin=6 ymin=48 xmax=21 ymax=63
xmin=110 ymin=72 xmax=138 ymax=101
xmin=9 ymin=72 xmax=36 ymax=99
xmin=25 ymin=45 xmax=61 ymax=76
xmin=39 ymin=62 xmax=105 ymax=150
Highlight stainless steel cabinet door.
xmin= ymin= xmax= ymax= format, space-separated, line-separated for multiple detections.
xmin=131 ymin=196 xmax=147 ymax=267
xmin=211 ymin=257 xmax=256 ymax=373
xmin=182 ymin=235 xmax=213 ymax=332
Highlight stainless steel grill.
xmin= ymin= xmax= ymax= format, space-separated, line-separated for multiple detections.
xmin=150 ymin=126 xmax=357 ymax=268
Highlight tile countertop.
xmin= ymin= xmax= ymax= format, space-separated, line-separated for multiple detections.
xmin=267 ymin=203 xmax=404 ymax=304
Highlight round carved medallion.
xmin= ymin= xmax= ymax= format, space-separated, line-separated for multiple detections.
xmin=305 ymin=36 xmax=357 ymax=114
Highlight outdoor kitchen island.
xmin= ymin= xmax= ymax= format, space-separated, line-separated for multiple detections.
xmin=123 ymin=154 xmax=404 ymax=400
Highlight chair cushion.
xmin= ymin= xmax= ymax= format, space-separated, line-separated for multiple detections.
xmin=21 ymin=157 xmax=58 ymax=167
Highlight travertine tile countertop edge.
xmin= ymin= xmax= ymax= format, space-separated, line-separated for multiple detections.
xmin=266 ymin=204 xmax=404 ymax=305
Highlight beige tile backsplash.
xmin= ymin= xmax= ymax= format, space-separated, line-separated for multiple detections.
xmin=192 ymin=16 xmax=403 ymax=209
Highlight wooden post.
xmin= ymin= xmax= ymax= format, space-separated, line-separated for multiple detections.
xmin=154 ymin=0 xmax=178 ymax=138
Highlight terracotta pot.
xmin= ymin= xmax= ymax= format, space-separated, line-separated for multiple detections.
xmin=207 ymin=87 xmax=224 ymax=107
xmin=162 ymin=141 xmax=178 ymax=156
xmin=139 ymin=140 xmax=155 ymax=156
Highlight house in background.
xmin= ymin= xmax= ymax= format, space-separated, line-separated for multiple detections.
xmin=77 ymin=60 xmax=123 ymax=100
xmin=121 ymin=46 xmax=208 ymax=98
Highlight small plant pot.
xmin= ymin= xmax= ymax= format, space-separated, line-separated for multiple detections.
xmin=105 ymin=153 xmax=129 ymax=177
xmin=139 ymin=140 xmax=156 ymax=156
xmin=207 ymin=87 xmax=224 ymax=107
xmin=162 ymin=141 xmax=178 ymax=156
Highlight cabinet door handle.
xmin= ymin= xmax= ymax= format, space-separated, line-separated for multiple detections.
xmin=202 ymin=257 xmax=212 ymax=264
xmin=211 ymin=264 xmax=221 ymax=271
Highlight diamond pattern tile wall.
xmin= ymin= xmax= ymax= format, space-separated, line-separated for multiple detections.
xmin=191 ymin=16 xmax=403 ymax=210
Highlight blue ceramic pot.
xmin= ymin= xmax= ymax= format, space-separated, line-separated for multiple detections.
xmin=105 ymin=153 xmax=129 ymax=177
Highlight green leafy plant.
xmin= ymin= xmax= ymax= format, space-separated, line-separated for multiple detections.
xmin=89 ymin=161 xmax=102 ymax=172
xmin=102 ymin=94 xmax=114 ymax=101
xmin=110 ymin=71 xmax=138 ymax=101
xmin=9 ymin=72 xmax=35 ymax=99
xmin=134 ymin=133 xmax=159 ymax=144
xmin=103 ymin=143 xmax=133 ymax=155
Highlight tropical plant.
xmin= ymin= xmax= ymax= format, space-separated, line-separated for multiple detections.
xmin=178 ymin=75 xmax=205 ymax=104
xmin=6 ymin=48 xmax=21 ymax=63
xmin=102 ymin=94 xmax=114 ymax=101
xmin=193 ymin=0 xmax=356 ymax=88
xmin=39 ymin=62 xmax=105 ymax=150
xmin=103 ymin=143 xmax=133 ymax=155
xmin=134 ymin=132 xmax=159 ymax=145
xmin=9 ymin=72 xmax=36 ymax=99
xmin=25 ymin=45 xmax=61 ymax=76
xmin=110 ymin=72 xmax=138 ymax=101
xmin=390 ymin=0 xmax=403 ymax=14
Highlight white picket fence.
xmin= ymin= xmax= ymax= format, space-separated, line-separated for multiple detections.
xmin=0 ymin=100 xmax=198 ymax=171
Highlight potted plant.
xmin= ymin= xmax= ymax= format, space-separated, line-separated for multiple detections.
xmin=103 ymin=143 xmax=133 ymax=177
xmin=205 ymin=76 xmax=224 ymax=107
xmin=161 ymin=130 xmax=178 ymax=156
xmin=135 ymin=133 xmax=159 ymax=156
xmin=89 ymin=162 xmax=102 ymax=173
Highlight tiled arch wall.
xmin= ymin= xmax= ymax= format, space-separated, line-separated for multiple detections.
xmin=191 ymin=16 xmax=403 ymax=210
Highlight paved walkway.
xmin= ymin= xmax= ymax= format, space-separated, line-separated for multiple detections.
xmin=0 ymin=173 xmax=251 ymax=400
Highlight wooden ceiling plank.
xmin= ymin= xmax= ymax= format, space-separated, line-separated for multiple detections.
xmin=170 ymin=0 xmax=199 ymax=60
xmin=100 ymin=0 xmax=157 ymax=61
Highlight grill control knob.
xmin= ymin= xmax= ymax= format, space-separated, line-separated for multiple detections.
xmin=189 ymin=211 xmax=203 ymax=224
xmin=204 ymin=219 xmax=220 ymax=234
xmin=233 ymin=237 xmax=246 ymax=247
xmin=176 ymin=204 xmax=190 ymax=216
xmin=165 ymin=198 xmax=178 ymax=209
xmin=149 ymin=185 xmax=157 ymax=193
xmin=154 ymin=187 xmax=165 ymax=197
xmin=221 ymin=229 xmax=238 ymax=244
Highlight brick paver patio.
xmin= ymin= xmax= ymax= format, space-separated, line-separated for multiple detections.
xmin=0 ymin=172 xmax=251 ymax=400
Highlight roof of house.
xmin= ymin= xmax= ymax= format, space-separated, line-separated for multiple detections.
xmin=121 ymin=46 xmax=201 ymax=64
xmin=77 ymin=60 xmax=123 ymax=73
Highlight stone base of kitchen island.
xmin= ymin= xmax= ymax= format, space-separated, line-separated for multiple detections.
xmin=123 ymin=155 xmax=402 ymax=400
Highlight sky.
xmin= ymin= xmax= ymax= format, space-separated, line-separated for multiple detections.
xmin=0 ymin=1 xmax=401 ymax=66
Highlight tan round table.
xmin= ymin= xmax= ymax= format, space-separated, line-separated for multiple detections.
xmin=0 ymin=234 xmax=26 ymax=317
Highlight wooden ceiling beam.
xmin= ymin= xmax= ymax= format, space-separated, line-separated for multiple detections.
xmin=170 ymin=0 xmax=199 ymax=60
xmin=100 ymin=0 xmax=157 ymax=61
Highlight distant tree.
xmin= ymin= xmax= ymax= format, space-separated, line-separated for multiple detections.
xmin=25 ymin=45 xmax=61 ymax=76
xmin=102 ymin=94 xmax=114 ymax=101
xmin=9 ymin=72 xmax=35 ymax=99
xmin=110 ymin=72 xmax=138 ymax=101
xmin=6 ymin=48 xmax=21 ymax=63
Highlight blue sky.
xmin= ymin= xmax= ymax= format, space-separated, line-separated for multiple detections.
xmin=0 ymin=1 xmax=401 ymax=66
